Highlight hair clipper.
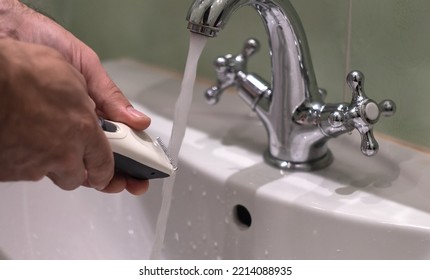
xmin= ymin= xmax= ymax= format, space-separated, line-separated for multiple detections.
xmin=100 ymin=118 xmax=176 ymax=180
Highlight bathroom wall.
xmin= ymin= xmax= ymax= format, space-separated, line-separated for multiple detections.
xmin=22 ymin=0 xmax=430 ymax=150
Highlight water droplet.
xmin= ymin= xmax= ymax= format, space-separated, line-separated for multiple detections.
xmin=224 ymin=217 xmax=230 ymax=224
xmin=202 ymin=191 xmax=207 ymax=197
xmin=214 ymin=241 xmax=218 ymax=248
xmin=174 ymin=232 xmax=180 ymax=241
xmin=128 ymin=229 xmax=135 ymax=235
xmin=202 ymin=234 xmax=207 ymax=241
xmin=187 ymin=220 xmax=192 ymax=227
xmin=188 ymin=185 xmax=193 ymax=191
xmin=265 ymin=250 xmax=269 ymax=256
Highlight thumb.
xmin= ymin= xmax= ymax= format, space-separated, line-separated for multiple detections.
xmin=94 ymin=79 xmax=151 ymax=131
xmin=79 ymin=49 xmax=151 ymax=130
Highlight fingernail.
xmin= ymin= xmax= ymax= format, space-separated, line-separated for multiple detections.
xmin=91 ymin=184 xmax=106 ymax=191
xmin=127 ymin=106 xmax=148 ymax=118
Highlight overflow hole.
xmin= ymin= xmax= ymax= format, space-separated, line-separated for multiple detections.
xmin=234 ymin=204 xmax=252 ymax=229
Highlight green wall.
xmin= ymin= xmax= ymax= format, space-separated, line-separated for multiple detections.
xmin=23 ymin=0 xmax=430 ymax=150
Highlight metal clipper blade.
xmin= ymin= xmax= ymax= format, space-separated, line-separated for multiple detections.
xmin=156 ymin=137 xmax=178 ymax=171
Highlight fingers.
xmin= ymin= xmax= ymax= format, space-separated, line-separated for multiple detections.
xmin=42 ymin=116 xmax=113 ymax=191
xmin=47 ymin=169 xmax=85 ymax=191
xmin=79 ymin=49 xmax=151 ymax=130
xmin=125 ymin=177 xmax=150 ymax=195
xmin=78 ymin=53 xmax=152 ymax=195
xmin=97 ymin=173 xmax=150 ymax=195
xmin=46 ymin=150 xmax=87 ymax=191
xmin=83 ymin=124 xmax=115 ymax=189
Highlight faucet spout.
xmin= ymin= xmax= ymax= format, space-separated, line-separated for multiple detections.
xmin=187 ymin=0 xmax=247 ymax=37
xmin=187 ymin=0 xmax=396 ymax=170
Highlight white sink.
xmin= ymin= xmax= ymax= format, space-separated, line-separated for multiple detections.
xmin=1 ymin=59 xmax=430 ymax=259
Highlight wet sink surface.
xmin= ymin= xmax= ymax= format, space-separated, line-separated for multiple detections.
xmin=1 ymin=59 xmax=430 ymax=259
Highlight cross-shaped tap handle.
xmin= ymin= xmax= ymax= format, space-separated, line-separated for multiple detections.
xmin=345 ymin=70 xmax=396 ymax=156
xmin=205 ymin=38 xmax=260 ymax=104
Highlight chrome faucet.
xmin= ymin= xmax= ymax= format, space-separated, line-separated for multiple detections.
xmin=187 ymin=0 xmax=396 ymax=171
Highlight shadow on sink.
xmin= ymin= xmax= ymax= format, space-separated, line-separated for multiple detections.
xmin=0 ymin=249 xmax=9 ymax=260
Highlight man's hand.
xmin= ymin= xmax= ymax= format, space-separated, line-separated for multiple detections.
xmin=0 ymin=38 xmax=115 ymax=190
xmin=0 ymin=1 xmax=151 ymax=195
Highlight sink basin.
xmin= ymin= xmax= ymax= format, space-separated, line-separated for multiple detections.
xmin=1 ymin=59 xmax=430 ymax=259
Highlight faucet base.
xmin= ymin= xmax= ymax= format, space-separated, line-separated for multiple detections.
xmin=264 ymin=150 xmax=333 ymax=171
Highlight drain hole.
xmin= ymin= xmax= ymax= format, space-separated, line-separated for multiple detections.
xmin=234 ymin=204 xmax=252 ymax=228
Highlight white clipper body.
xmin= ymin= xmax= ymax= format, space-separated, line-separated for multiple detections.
xmin=100 ymin=119 xmax=176 ymax=180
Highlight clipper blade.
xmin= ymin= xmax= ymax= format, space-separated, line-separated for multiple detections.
xmin=156 ymin=137 xmax=178 ymax=171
